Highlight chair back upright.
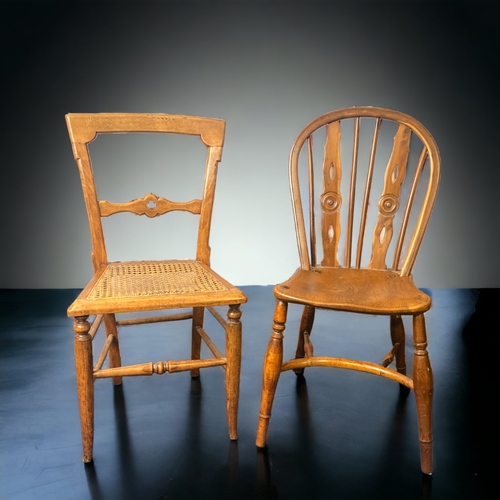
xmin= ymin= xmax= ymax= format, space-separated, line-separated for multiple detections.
xmin=65 ymin=113 xmax=225 ymax=272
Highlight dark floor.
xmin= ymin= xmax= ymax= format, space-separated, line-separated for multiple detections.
xmin=0 ymin=286 xmax=494 ymax=500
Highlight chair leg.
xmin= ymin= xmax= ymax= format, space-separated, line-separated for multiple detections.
xmin=294 ymin=305 xmax=315 ymax=376
xmin=226 ymin=304 xmax=242 ymax=440
xmin=74 ymin=316 xmax=94 ymax=463
xmin=390 ymin=314 xmax=409 ymax=396
xmin=413 ymin=313 xmax=433 ymax=474
xmin=256 ymin=300 xmax=287 ymax=448
xmin=191 ymin=307 xmax=205 ymax=378
xmin=103 ymin=314 xmax=122 ymax=386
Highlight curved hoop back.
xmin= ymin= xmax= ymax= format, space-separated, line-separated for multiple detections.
xmin=289 ymin=107 xmax=440 ymax=276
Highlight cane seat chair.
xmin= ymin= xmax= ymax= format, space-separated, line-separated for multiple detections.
xmin=66 ymin=113 xmax=247 ymax=463
xmin=255 ymin=107 xmax=440 ymax=474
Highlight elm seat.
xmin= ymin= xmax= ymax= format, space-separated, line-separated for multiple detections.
xmin=66 ymin=113 xmax=246 ymax=463
xmin=275 ymin=267 xmax=431 ymax=315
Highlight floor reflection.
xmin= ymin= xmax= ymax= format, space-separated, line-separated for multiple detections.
xmin=0 ymin=288 xmax=483 ymax=500
xmin=255 ymin=373 xmax=435 ymax=500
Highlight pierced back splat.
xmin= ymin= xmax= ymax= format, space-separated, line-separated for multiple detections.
xmin=289 ymin=107 xmax=439 ymax=277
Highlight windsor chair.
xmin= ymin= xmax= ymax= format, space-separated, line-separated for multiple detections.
xmin=255 ymin=107 xmax=440 ymax=474
xmin=66 ymin=113 xmax=247 ymax=463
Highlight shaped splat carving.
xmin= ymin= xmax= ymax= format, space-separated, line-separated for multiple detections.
xmin=321 ymin=121 xmax=342 ymax=266
xmin=99 ymin=193 xmax=202 ymax=218
xmin=369 ymin=124 xmax=411 ymax=269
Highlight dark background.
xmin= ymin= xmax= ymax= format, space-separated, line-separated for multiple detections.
xmin=1 ymin=0 xmax=499 ymax=289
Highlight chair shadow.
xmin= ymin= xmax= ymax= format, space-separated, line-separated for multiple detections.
xmin=84 ymin=377 xmax=242 ymax=500
xmin=84 ymin=363 xmax=434 ymax=499
xmin=375 ymin=394 xmax=434 ymax=500
xmin=255 ymin=373 xmax=434 ymax=500
xmin=84 ymin=384 xmax=137 ymax=500
xmin=255 ymin=374 xmax=314 ymax=499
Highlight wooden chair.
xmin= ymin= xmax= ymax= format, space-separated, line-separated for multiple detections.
xmin=65 ymin=113 xmax=247 ymax=463
xmin=255 ymin=107 xmax=440 ymax=474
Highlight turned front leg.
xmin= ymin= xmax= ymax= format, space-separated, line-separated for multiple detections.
xmin=413 ymin=313 xmax=433 ymax=474
xmin=226 ymin=304 xmax=242 ymax=440
xmin=256 ymin=300 xmax=287 ymax=448
xmin=74 ymin=316 xmax=94 ymax=463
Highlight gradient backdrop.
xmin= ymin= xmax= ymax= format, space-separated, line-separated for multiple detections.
xmin=1 ymin=0 xmax=499 ymax=288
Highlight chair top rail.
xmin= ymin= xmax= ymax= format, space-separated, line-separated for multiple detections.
xmin=65 ymin=113 xmax=225 ymax=147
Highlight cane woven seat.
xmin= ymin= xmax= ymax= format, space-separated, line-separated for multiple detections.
xmin=68 ymin=260 xmax=245 ymax=316
xmin=89 ymin=261 xmax=229 ymax=299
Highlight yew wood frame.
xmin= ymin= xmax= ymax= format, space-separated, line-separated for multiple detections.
xmin=66 ymin=113 xmax=246 ymax=463
xmin=255 ymin=107 xmax=440 ymax=474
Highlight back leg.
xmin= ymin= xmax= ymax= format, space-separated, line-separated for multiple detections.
xmin=103 ymin=313 xmax=122 ymax=386
xmin=191 ymin=307 xmax=205 ymax=378
xmin=390 ymin=314 xmax=409 ymax=396
xmin=294 ymin=305 xmax=315 ymax=376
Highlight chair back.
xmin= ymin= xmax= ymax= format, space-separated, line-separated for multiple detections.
xmin=65 ymin=113 xmax=225 ymax=272
xmin=289 ymin=107 xmax=440 ymax=276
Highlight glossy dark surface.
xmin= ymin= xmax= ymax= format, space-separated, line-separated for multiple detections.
xmin=0 ymin=287 xmax=492 ymax=499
